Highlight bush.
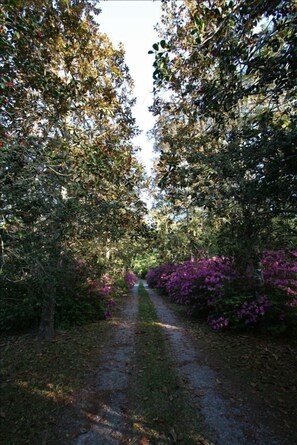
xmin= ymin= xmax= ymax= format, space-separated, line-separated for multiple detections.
xmin=0 ymin=255 xmax=105 ymax=333
xmin=124 ymin=271 xmax=138 ymax=288
xmin=166 ymin=257 xmax=235 ymax=315
xmin=146 ymin=251 xmax=297 ymax=335
xmin=146 ymin=263 xmax=178 ymax=292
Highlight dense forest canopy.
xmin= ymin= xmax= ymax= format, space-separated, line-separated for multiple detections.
xmin=0 ymin=0 xmax=296 ymax=338
xmin=0 ymin=0 xmax=147 ymax=338
xmin=149 ymin=0 xmax=296 ymax=265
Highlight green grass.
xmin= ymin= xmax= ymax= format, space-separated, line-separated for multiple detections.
xmin=131 ymin=283 xmax=207 ymax=445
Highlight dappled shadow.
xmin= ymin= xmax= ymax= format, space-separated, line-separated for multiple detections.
xmin=146 ymin=285 xmax=297 ymax=445
xmin=1 ymin=379 xmax=75 ymax=445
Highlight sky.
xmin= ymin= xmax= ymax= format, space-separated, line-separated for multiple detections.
xmin=98 ymin=0 xmax=163 ymax=174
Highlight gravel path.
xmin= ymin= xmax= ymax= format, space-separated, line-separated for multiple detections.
xmin=63 ymin=284 xmax=140 ymax=445
xmin=145 ymin=282 xmax=291 ymax=445
xmin=60 ymin=282 xmax=293 ymax=445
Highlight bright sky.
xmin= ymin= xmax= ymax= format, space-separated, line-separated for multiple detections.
xmin=98 ymin=0 xmax=163 ymax=174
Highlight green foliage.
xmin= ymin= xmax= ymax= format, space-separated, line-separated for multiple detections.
xmin=132 ymin=252 xmax=159 ymax=278
xmin=112 ymin=277 xmax=130 ymax=295
xmin=0 ymin=0 xmax=147 ymax=336
xmin=150 ymin=0 xmax=297 ymax=267
xmin=213 ymin=284 xmax=297 ymax=336
xmin=0 ymin=253 xmax=105 ymax=332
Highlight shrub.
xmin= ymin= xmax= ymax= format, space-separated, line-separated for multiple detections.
xmin=146 ymin=250 xmax=297 ymax=335
xmin=146 ymin=263 xmax=177 ymax=291
xmin=0 ymin=255 xmax=106 ymax=333
xmin=166 ymin=257 xmax=236 ymax=316
xmin=124 ymin=271 xmax=138 ymax=288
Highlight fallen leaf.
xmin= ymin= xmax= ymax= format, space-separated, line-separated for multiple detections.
xmin=70 ymin=431 xmax=80 ymax=439
xmin=195 ymin=391 xmax=206 ymax=397
xmin=169 ymin=427 xmax=177 ymax=442
xmin=139 ymin=437 xmax=150 ymax=445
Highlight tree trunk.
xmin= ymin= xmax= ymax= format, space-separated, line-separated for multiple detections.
xmin=245 ymin=254 xmax=264 ymax=293
xmin=38 ymin=281 xmax=55 ymax=340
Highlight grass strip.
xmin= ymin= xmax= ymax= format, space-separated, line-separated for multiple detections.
xmin=132 ymin=282 xmax=204 ymax=445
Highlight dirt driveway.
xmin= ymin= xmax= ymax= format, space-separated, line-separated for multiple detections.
xmin=60 ymin=282 xmax=296 ymax=445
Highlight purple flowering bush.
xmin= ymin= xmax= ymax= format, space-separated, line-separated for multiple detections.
xmin=147 ymin=250 xmax=297 ymax=334
xmin=260 ymin=250 xmax=297 ymax=330
xmin=146 ymin=263 xmax=178 ymax=292
xmin=166 ymin=257 xmax=236 ymax=316
xmin=124 ymin=271 xmax=138 ymax=288
xmin=208 ymin=315 xmax=230 ymax=330
xmin=236 ymin=295 xmax=272 ymax=324
xmin=263 ymin=250 xmax=297 ymax=297
xmin=95 ymin=271 xmax=137 ymax=321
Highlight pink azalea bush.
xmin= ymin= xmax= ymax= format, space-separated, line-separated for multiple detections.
xmin=86 ymin=277 xmax=115 ymax=320
xmin=166 ymin=257 xmax=236 ymax=315
xmin=236 ymin=295 xmax=272 ymax=324
xmin=124 ymin=271 xmax=138 ymax=288
xmin=146 ymin=263 xmax=178 ymax=291
xmin=147 ymin=251 xmax=297 ymax=334
xmin=263 ymin=250 xmax=297 ymax=297
xmin=85 ymin=270 xmax=138 ymax=321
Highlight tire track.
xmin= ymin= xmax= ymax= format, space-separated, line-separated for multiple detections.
xmin=145 ymin=282 xmax=290 ymax=445
xmin=64 ymin=284 xmax=139 ymax=445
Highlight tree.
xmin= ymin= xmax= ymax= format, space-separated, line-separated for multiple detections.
xmin=0 ymin=0 xmax=147 ymax=338
xmin=149 ymin=0 xmax=296 ymax=275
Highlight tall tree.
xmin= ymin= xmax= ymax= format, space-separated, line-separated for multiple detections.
xmin=150 ymin=0 xmax=296 ymax=273
xmin=0 ymin=0 xmax=146 ymax=338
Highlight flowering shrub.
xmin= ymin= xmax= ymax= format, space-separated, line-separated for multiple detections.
xmin=147 ymin=251 xmax=297 ymax=334
xmin=166 ymin=257 xmax=236 ymax=315
xmin=124 ymin=271 xmax=138 ymax=288
xmin=100 ymin=285 xmax=113 ymax=297
xmin=146 ymin=263 xmax=177 ymax=291
xmin=165 ymin=261 xmax=200 ymax=306
xmin=98 ymin=271 xmax=138 ymax=320
xmin=208 ymin=315 xmax=230 ymax=330
xmin=104 ymin=310 xmax=112 ymax=320
xmin=263 ymin=250 xmax=297 ymax=297
xmin=236 ymin=295 xmax=272 ymax=324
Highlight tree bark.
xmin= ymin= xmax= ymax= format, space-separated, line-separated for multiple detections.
xmin=38 ymin=281 xmax=55 ymax=340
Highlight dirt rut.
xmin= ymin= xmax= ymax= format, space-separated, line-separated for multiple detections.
xmin=61 ymin=282 xmax=294 ymax=445
xmin=145 ymin=283 xmax=292 ymax=445
xmin=63 ymin=285 xmax=139 ymax=445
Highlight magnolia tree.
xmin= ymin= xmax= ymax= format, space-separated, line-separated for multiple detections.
xmin=0 ymin=0 xmax=147 ymax=338
xmin=149 ymin=0 xmax=297 ymax=276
